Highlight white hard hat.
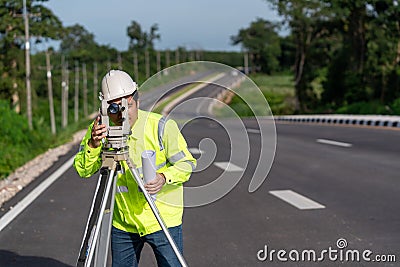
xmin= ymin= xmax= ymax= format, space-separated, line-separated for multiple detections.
xmin=100 ymin=70 xmax=137 ymax=101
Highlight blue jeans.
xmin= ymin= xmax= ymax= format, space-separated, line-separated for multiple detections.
xmin=111 ymin=225 xmax=183 ymax=267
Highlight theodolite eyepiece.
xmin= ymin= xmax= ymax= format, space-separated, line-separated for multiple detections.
xmin=107 ymin=103 xmax=125 ymax=114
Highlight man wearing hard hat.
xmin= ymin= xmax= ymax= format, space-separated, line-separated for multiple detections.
xmin=74 ymin=70 xmax=196 ymax=267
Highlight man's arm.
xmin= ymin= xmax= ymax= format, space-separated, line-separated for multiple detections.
xmin=161 ymin=119 xmax=197 ymax=185
xmin=73 ymin=120 xmax=103 ymax=178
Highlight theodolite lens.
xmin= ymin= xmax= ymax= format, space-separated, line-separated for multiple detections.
xmin=107 ymin=103 xmax=121 ymax=114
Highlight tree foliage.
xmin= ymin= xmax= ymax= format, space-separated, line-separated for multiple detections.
xmin=267 ymin=0 xmax=400 ymax=113
xmin=231 ymin=18 xmax=281 ymax=74
xmin=127 ymin=20 xmax=160 ymax=51
xmin=0 ymin=0 xmax=62 ymax=105
xmin=59 ymin=23 xmax=118 ymax=63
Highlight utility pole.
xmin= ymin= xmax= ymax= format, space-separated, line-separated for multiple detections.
xmin=45 ymin=50 xmax=56 ymax=134
xmin=156 ymin=50 xmax=161 ymax=73
xmin=65 ymin=62 xmax=70 ymax=124
xmin=244 ymin=52 xmax=249 ymax=75
xmin=118 ymin=52 xmax=122 ymax=70
xmin=175 ymin=49 xmax=180 ymax=65
xmin=145 ymin=49 xmax=150 ymax=78
xmin=165 ymin=50 xmax=170 ymax=68
xmin=196 ymin=50 xmax=201 ymax=61
xmin=61 ymin=56 xmax=66 ymax=127
xmin=82 ymin=63 xmax=88 ymax=117
xmin=74 ymin=61 xmax=80 ymax=122
xmin=61 ymin=59 xmax=69 ymax=127
xmin=133 ymin=51 xmax=139 ymax=81
xmin=93 ymin=62 xmax=98 ymax=112
xmin=189 ymin=51 xmax=194 ymax=61
xmin=83 ymin=64 xmax=88 ymax=116
xmin=23 ymin=0 xmax=32 ymax=129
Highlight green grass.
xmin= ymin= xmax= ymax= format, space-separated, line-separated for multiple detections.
xmin=251 ymin=74 xmax=296 ymax=115
xmin=216 ymin=73 xmax=296 ymax=117
xmin=0 ymin=99 xmax=92 ymax=180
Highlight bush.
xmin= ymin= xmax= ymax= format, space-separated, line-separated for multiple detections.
xmin=229 ymin=74 xmax=295 ymax=117
xmin=0 ymin=100 xmax=49 ymax=179
xmin=336 ymin=101 xmax=390 ymax=115
xmin=0 ymin=99 xmax=92 ymax=179
xmin=391 ymin=98 xmax=400 ymax=115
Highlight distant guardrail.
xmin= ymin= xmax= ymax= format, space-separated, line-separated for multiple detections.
xmin=274 ymin=115 xmax=400 ymax=128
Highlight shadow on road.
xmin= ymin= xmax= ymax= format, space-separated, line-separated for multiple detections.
xmin=0 ymin=250 xmax=72 ymax=267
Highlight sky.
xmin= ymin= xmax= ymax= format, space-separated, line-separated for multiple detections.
xmin=42 ymin=0 xmax=282 ymax=52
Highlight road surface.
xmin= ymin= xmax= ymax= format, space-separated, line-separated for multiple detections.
xmin=0 ymin=72 xmax=399 ymax=267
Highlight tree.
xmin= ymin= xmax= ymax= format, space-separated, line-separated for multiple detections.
xmin=60 ymin=24 xmax=97 ymax=62
xmin=0 ymin=0 xmax=62 ymax=112
xmin=322 ymin=0 xmax=400 ymax=107
xmin=321 ymin=0 xmax=369 ymax=106
xmin=278 ymin=35 xmax=296 ymax=72
xmin=366 ymin=0 xmax=400 ymax=103
xmin=231 ymin=18 xmax=281 ymax=74
xmin=266 ymin=0 xmax=338 ymax=112
xmin=59 ymin=23 xmax=120 ymax=66
xmin=265 ymin=0 xmax=400 ymax=113
xmin=127 ymin=20 xmax=160 ymax=51
xmin=60 ymin=24 xmax=96 ymax=53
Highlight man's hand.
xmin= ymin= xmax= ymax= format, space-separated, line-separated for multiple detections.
xmin=89 ymin=116 xmax=107 ymax=148
xmin=145 ymin=173 xmax=166 ymax=195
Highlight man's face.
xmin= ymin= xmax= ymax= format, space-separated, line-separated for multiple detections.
xmin=107 ymin=95 xmax=139 ymax=127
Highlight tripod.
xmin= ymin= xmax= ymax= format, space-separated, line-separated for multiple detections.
xmin=77 ymin=148 xmax=188 ymax=267
xmin=76 ymin=98 xmax=188 ymax=267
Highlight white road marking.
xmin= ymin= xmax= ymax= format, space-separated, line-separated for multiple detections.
xmin=0 ymin=156 xmax=74 ymax=232
xmin=163 ymin=72 xmax=226 ymax=115
xmin=188 ymin=148 xmax=203 ymax=154
xmin=214 ymin=162 xmax=244 ymax=172
xmin=247 ymin=128 xmax=261 ymax=134
xmin=316 ymin=139 xmax=352 ymax=147
xmin=269 ymin=190 xmax=325 ymax=210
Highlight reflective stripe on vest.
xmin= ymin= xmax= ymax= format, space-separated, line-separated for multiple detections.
xmin=168 ymin=151 xmax=186 ymax=163
xmin=184 ymin=160 xmax=196 ymax=171
xmin=117 ymin=185 xmax=129 ymax=193
xmin=158 ymin=117 xmax=167 ymax=151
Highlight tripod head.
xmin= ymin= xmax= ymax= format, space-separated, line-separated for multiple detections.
xmin=100 ymin=97 xmax=131 ymax=151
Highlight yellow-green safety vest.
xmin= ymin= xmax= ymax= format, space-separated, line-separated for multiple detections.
xmin=73 ymin=109 xmax=196 ymax=236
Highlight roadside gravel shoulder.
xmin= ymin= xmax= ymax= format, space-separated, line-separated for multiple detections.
xmin=0 ymin=129 xmax=87 ymax=207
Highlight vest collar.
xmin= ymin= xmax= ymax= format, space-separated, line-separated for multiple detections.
xmin=130 ymin=109 xmax=145 ymax=140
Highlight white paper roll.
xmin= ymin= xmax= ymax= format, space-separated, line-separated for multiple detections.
xmin=141 ymin=150 xmax=157 ymax=199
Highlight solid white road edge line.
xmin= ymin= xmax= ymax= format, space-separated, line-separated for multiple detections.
xmin=316 ymin=139 xmax=352 ymax=147
xmin=0 ymin=156 xmax=75 ymax=232
xmin=269 ymin=190 xmax=326 ymax=210
xmin=163 ymin=72 xmax=226 ymax=115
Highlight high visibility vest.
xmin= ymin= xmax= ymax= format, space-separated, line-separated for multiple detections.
xmin=73 ymin=109 xmax=196 ymax=236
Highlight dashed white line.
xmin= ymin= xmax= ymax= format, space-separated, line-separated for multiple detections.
xmin=246 ymin=128 xmax=261 ymax=134
xmin=269 ymin=190 xmax=325 ymax=210
xmin=316 ymin=139 xmax=352 ymax=147
xmin=0 ymin=156 xmax=74 ymax=232
xmin=188 ymin=148 xmax=203 ymax=154
xmin=214 ymin=162 xmax=244 ymax=172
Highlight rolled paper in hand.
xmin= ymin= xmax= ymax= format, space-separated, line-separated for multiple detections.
xmin=141 ymin=150 xmax=157 ymax=199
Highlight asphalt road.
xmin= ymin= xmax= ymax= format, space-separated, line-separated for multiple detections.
xmin=0 ymin=73 xmax=399 ymax=266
